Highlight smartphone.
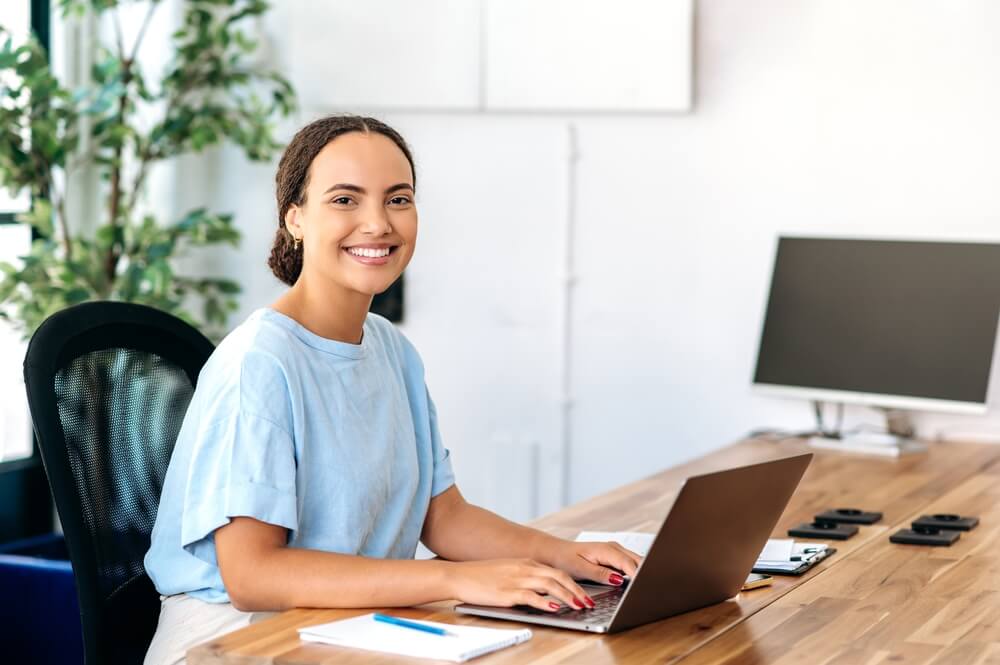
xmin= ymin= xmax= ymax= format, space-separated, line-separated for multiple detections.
xmin=741 ymin=573 xmax=774 ymax=591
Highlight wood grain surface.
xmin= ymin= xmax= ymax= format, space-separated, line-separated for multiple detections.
xmin=680 ymin=453 xmax=1000 ymax=664
xmin=187 ymin=439 xmax=1000 ymax=664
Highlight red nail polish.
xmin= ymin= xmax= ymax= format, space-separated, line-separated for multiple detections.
xmin=549 ymin=602 xmax=560 ymax=610
xmin=609 ymin=573 xmax=624 ymax=585
xmin=586 ymin=597 xmax=595 ymax=608
xmin=572 ymin=597 xmax=584 ymax=608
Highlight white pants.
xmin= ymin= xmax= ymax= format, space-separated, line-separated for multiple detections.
xmin=143 ymin=594 xmax=276 ymax=665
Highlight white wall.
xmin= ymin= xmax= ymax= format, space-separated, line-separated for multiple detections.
xmin=151 ymin=0 xmax=1000 ymax=519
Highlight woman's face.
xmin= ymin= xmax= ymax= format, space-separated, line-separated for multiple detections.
xmin=286 ymin=131 xmax=417 ymax=297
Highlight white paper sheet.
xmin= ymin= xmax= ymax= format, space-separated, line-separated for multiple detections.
xmin=574 ymin=531 xmax=655 ymax=556
xmin=574 ymin=532 xmax=827 ymax=572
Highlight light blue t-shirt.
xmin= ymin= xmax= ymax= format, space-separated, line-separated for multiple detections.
xmin=144 ymin=308 xmax=455 ymax=603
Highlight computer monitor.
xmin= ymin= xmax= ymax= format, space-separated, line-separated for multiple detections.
xmin=753 ymin=237 xmax=1000 ymax=417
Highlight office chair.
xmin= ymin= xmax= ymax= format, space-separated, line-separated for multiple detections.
xmin=23 ymin=302 xmax=214 ymax=665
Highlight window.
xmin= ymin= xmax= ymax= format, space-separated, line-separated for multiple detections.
xmin=0 ymin=225 xmax=32 ymax=463
xmin=0 ymin=1 xmax=39 ymax=463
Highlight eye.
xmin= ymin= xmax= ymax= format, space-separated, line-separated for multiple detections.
xmin=330 ymin=196 xmax=355 ymax=206
xmin=388 ymin=196 xmax=412 ymax=206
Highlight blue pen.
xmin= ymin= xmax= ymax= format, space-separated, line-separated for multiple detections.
xmin=373 ymin=613 xmax=457 ymax=637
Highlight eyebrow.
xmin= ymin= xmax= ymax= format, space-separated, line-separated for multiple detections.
xmin=323 ymin=183 xmax=414 ymax=195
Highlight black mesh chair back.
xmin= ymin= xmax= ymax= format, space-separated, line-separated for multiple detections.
xmin=23 ymin=302 xmax=215 ymax=665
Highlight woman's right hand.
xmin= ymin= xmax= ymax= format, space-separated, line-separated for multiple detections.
xmin=447 ymin=559 xmax=596 ymax=612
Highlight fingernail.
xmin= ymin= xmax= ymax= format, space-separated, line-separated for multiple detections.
xmin=549 ymin=602 xmax=560 ymax=610
xmin=586 ymin=597 xmax=595 ymax=608
xmin=609 ymin=573 xmax=624 ymax=585
xmin=572 ymin=597 xmax=584 ymax=609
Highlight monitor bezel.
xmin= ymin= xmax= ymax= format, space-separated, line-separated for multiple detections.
xmin=753 ymin=383 xmax=990 ymax=415
xmin=750 ymin=234 xmax=1000 ymax=416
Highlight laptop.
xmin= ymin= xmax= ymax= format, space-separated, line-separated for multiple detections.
xmin=455 ymin=453 xmax=812 ymax=633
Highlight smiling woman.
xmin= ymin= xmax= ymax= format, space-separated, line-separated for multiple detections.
xmin=267 ymin=119 xmax=417 ymax=341
xmin=141 ymin=115 xmax=641 ymax=665
xmin=267 ymin=117 xmax=416 ymax=296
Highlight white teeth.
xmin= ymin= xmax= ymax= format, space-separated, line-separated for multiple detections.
xmin=347 ymin=247 xmax=391 ymax=258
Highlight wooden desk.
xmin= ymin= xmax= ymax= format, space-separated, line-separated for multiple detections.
xmin=682 ymin=455 xmax=1000 ymax=664
xmin=188 ymin=439 xmax=1000 ymax=664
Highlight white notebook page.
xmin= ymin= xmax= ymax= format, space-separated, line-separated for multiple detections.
xmin=298 ymin=613 xmax=532 ymax=662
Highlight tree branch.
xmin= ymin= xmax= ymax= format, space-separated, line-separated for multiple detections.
xmin=105 ymin=57 xmax=134 ymax=284
xmin=50 ymin=185 xmax=71 ymax=261
xmin=112 ymin=7 xmax=125 ymax=61
xmin=121 ymin=1 xmax=184 ymax=223
xmin=105 ymin=162 xmax=122 ymax=281
xmin=129 ymin=1 xmax=159 ymax=65
xmin=126 ymin=53 xmax=216 ymax=216
xmin=123 ymin=142 xmax=154 ymax=222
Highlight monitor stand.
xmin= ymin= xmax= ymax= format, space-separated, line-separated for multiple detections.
xmin=806 ymin=404 xmax=928 ymax=457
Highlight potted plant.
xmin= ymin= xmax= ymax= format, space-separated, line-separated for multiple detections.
xmin=0 ymin=2 xmax=296 ymax=660
xmin=0 ymin=0 xmax=296 ymax=341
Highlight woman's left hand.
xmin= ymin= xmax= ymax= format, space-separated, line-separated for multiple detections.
xmin=545 ymin=540 xmax=643 ymax=586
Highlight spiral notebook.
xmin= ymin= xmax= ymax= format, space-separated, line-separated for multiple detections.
xmin=298 ymin=613 xmax=532 ymax=662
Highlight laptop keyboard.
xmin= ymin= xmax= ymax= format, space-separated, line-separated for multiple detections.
xmin=516 ymin=588 xmax=624 ymax=624
xmin=578 ymin=589 xmax=622 ymax=623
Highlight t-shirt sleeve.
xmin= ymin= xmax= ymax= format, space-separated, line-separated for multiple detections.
xmin=390 ymin=321 xmax=455 ymax=497
xmin=178 ymin=353 xmax=298 ymax=565
xmin=426 ymin=386 xmax=456 ymax=497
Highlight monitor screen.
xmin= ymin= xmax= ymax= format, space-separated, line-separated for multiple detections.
xmin=753 ymin=237 xmax=1000 ymax=409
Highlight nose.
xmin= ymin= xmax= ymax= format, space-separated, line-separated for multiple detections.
xmin=359 ymin=202 xmax=392 ymax=235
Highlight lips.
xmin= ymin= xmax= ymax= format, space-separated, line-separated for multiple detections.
xmin=342 ymin=245 xmax=398 ymax=265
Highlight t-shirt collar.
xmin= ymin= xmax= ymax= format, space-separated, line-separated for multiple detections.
xmin=258 ymin=308 xmax=368 ymax=359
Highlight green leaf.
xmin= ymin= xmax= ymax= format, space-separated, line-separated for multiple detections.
xmin=95 ymin=223 xmax=121 ymax=250
xmin=64 ymin=287 xmax=91 ymax=304
xmin=146 ymin=241 xmax=173 ymax=260
xmin=16 ymin=199 xmax=54 ymax=237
